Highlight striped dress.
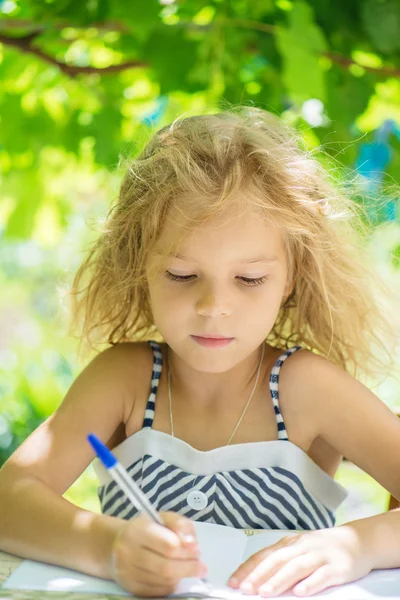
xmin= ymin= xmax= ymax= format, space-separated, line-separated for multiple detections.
xmin=93 ymin=341 xmax=347 ymax=530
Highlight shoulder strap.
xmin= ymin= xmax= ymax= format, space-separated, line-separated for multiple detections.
xmin=142 ymin=341 xmax=163 ymax=429
xmin=269 ymin=346 xmax=303 ymax=441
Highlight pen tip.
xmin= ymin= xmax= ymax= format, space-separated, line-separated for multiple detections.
xmin=87 ymin=433 xmax=117 ymax=469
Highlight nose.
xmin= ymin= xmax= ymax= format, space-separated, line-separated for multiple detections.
xmin=195 ymin=280 xmax=232 ymax=318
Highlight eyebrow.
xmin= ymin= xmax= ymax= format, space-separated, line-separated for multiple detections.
xmin=169 ymin=253 xmax=279 ymax=264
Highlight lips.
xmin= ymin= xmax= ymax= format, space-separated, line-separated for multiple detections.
xmin=194 ymin=335 xmax=233 ymax=340
xmin=191 ymin=335 xmax=234 ymax=348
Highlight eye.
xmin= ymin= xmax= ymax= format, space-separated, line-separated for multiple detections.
xmin=240 ymin=276 xmax=269 ymax=286
xmin=164 ymin=272 xmax=268 ymax=286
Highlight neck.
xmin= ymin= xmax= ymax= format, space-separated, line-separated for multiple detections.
xmin=166 ymin=343 xmax=267 ymax=410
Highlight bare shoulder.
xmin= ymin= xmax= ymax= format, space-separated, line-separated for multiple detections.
xmin=275 ymin=349 xmax=326 ymax=449
xmin=277 ymin=347 xmax=348 ymax=410
xmin=85 ymin=341 xmax=157 ymax=433
xmin=277 ymin=346 xmax=382 ymax=430
xmin=278 ymin=348 xmax=400 ymax=496
xmin=0 ymin=341 xmax=152 ymax=495
xmin=66 ymin=341 xmax=151 ymax=418
xmin=91 ymin=341 xmax=154 ymax=391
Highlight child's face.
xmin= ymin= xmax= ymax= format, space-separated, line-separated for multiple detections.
xmin=145 ymin=209 xmax=291 ymax=370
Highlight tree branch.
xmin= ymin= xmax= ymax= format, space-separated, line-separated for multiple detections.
xmin=0 ymin=32 xmax=148 ymax=75
xmin=321 ymin=50 xmax=400 ymax=78
xmin=0 ymin=17 xmax=399 ymax=79
xmin=0 ymin=18 xmax=130 ymax=33
xmin=215 ymin=18 xmax=400 ymax=78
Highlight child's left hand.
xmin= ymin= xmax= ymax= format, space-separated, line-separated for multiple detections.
xmin=227 ymin=525 xmax=374 ymax=597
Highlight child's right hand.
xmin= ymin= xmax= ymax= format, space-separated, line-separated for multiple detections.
xmin=110 ymin=511 xmax=208 ymax=597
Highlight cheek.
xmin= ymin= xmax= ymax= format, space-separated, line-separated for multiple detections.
xmin=150 ymin=284 xmax=189 ymax=317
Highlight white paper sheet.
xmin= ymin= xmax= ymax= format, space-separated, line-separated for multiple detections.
xmin=3 ymin=560 xmax=130 ymax=595
xmin=3 ymin=521 xmax=400 ymax=598
xmin=4 ymin=560 xmax=400 ymax=599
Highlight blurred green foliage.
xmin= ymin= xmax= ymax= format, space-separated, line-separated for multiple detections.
xmin=0 ymin=0 xmax=400 ymax=512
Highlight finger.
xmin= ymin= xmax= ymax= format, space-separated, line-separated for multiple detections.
xmin=228 ymin=535 xmax=301 ymax=587
xmin=229 ymin=544 xmax=302 ymax=590
xmin=292 ymin=565 xmax=340 ymax=596
xmin=115 ymin=561 xmax=172 ymax=587
xmin=113 ymin=561 xmax=177 ymax=595
xmin=137 ymin=545 xmax=207 ymax=582
xmin=118 ymin=559 xmax=202 ymax=588
xmin=140 ymin=519 xmax=199 ymax=560
xmin=161 ymin=512 xmax=199 ymax=548
xmin=257 ymin=555 xmax=324 ymax=597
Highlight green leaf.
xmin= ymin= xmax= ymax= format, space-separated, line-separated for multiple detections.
xmin=275 ymin=0 xmax=328 ymax=102
xmin=30 ymin=0 xmax=94 ymax=25
xmin=91 ymin=108 xmax=122 ymax=166
xmin=232 ymin=0 xmax=275 ymax=19
xmin=3 ymin=171 xmax=43 ymax=240
xmin=392 ymin=243 xmax=400 ymax=269
xmin=143 ymin=26 xmax=200 ymax=94
xmin=110 ymin=0 xmax=161 ymax=43
xmin=362 ymin=0 xmax=400 ymax=54
xmin=325 ymin=68 xmax=374 ymax=127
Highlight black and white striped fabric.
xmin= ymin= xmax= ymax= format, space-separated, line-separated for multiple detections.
xmin=94 ymin=341 xmax=347 ymax=530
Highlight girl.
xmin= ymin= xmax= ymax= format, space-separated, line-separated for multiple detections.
xmin=1 ymin=106 xmax=400 ymax=598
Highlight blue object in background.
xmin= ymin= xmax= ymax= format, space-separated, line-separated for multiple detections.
xmin=355 ymin=119 xmax=400 ymax=222
xmin=142 ymin=95 xmax=168 ymax=127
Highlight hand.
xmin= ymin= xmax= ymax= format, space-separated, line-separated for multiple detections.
xmin=110 ymin=512 xmax=208 ymax=597
xmin=227 ymin=525 xmax=375 ymax=597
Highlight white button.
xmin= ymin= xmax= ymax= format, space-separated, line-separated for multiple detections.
xmin=187 ymin=490 xmax=208 ymax=510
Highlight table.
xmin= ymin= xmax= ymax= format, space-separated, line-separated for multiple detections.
xmin=0 ymin=551 xmax=126 ymax=600
xmin=2 ymin=549 xmax=400 ymax=599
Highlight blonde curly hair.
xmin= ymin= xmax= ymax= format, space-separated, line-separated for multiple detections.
xmin=69 ymin=105 xmax=398 ymax=382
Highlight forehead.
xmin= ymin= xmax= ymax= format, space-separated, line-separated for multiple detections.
xmin=155 ymin=210 xmax=286 ymax=263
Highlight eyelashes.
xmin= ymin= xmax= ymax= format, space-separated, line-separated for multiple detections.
xmin=164 ymin=271 xmax=269 ymax=287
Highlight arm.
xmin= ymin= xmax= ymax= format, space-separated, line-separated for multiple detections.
xmin=0 ymin=343 xmax=139 ymax=578
xmin=305 ymin=354 xmax=400 ymax=569
xmin=228 ymin=352 xmax=400 ymax=596
xmin=0 ymin=469 xmax=123 ymax=578
xmin=341 ymin=508 xmax=400 ymax=569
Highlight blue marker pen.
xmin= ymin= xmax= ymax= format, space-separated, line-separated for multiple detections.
xmin=88 ymin=433 xmax=207 ymax=585
xmin=87 ymin=433 xmax=164 ymax=526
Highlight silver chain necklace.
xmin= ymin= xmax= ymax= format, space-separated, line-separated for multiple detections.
xmin=167 ymin=344 xmax=265 ymax=447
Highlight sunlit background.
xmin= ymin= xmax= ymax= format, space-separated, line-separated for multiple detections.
xmin=1 ymin=0 xmax=400 ymax=523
